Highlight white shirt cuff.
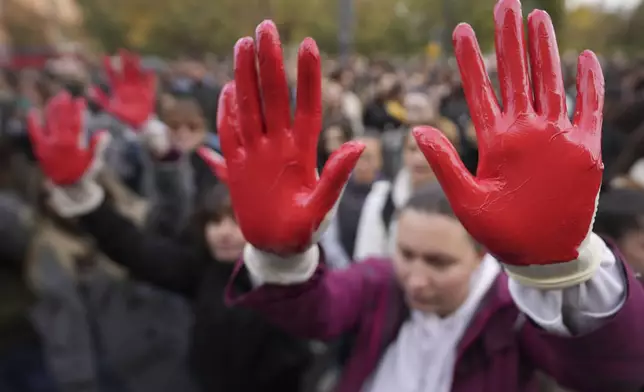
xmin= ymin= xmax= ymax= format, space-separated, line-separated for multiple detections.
xmin=48 ymin=181 xmax=105 ymax=218
xmin=509 ymin=236 xmax=626 ymax=336
xmin=243 ymin=244 xmax=320 ymax=285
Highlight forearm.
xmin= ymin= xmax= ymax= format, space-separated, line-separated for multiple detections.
xmin=80 ymin=200 xmax=202 ymax=296
xmin=230 ymin=244 xmax=380 ymax=340
xmin=510 ymin=234 xmax=644 ymax=390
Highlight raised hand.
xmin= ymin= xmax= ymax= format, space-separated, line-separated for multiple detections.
xmin=27 ymin=92 xmax=110 ymax=186
xmin=199 ymin=21 xmax=364 ymax=255
xmin=412 ymin=0 xmax=604 ymax=286
xmin=91 ymin=50 xmax=156 ymax=129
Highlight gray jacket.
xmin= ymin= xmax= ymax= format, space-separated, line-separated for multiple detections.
xmin=30 ymin=157 xmax=198 ymax=392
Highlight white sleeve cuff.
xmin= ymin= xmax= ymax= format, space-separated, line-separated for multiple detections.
xmin=48 ymin=181 xmax=105 ymax=218
xmin=503 ymin=231 xmax=604 ymax=290
xmin=139 ymin=117 xmax=170 ymax=156
xmin=243 ymin=244 xmax=319 ymax=285
xmin=509 ymin=235 xmax=626 ymax=336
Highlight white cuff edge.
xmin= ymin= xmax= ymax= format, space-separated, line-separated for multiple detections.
xmin=49 ymin=182 xmax=105 ymax=218
xmin=504 ymin=232 xmax=605 ymax=290
xmin=243 ymin=244 xmax=319 ymax=285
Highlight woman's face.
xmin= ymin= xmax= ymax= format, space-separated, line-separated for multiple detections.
xmin=353 ymin=136 xmax=382 ymax=184
xmin=404 ymin=92 xmax=435 ymax=126
xmin=165 ymin=110 xmax=207 ymax=153
xmin=204 ymin=216 xmax=245 ymax=263
xmin=402 ymin=134 xmax=434 ymax=188
xmin=393 ymin=209 xmax=482 ymax=316
xmin=323 ymin=82 xmax=344 ymax=109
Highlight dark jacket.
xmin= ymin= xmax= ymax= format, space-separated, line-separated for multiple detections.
xmin=78 ymin=202 xmax=312 ymax=392
xmin=0 ymin=191 xmax=38 ymax=353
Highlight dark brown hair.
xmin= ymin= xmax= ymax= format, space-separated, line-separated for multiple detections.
xmin=160 ymin=96 xmax=206 ymax=127
xmin=594 ymin=188 xmax=644 ymax=241
xmin=403 ymin=182 xmax=455 ymax=218
xmin=194 ymin=183 xmax=235 ymax=226
xmin=184 ymin=183 xmax=236 ymax=258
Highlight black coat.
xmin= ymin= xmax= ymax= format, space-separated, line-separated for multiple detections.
xmin=80 ymin=202 xmax=312 ymax=392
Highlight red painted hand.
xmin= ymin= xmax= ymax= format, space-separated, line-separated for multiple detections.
xmin=91 ymin=50 xmax=155 ymax=129
xmin=413 ymin=0 xmax=604 ymax=266
xmin=199 ymin=21 xmax=364 ymax=255
xmin=27 ymin=92 xmax=109 ymax=186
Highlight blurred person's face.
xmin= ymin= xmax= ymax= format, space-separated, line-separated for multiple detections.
xmin=205 ymin=216 xmax=245 ymax=263
xmin=323 ymin=125 xmax=347 ymax=153
xmin=393 ymin=209 xmax=482 ymax=316
xmin=402 ymin=133 xmax=434 ymax=188
xmin=340 ymin=70 xmax=354 ymax=90
xmin=617 ymin=228 xmax=644 ymax=275
xmin=404 ymin=92 xmax=435 ymax=125
xmin=353 ymin=136 xmax=382 ymax=184
xmin=164 ymin=103 xmax=207 ymax=152
xmin=52 ymin=58 xmax=89 ymax=86
xmin=187 ymin=62 xmax=207 ymax=81
xmin=323 ymin=82 xmax=343 ymax=108
xmin=159 ymin=93 xmax=176 ymax=112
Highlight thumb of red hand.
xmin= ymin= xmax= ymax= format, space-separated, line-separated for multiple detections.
xmin=89 ymin=130 xmax=111 ymax=155
xmin=197 ymin=147 xmax=229 ymax=183
xmin=86 ymin=130 xmax=111 ymax=175
xmin=89 ymin=85 xmax=110 ymax=109
xmin=412 ymin=126 xmax=484 ymax=204
xmin=309 ymin=140 xmax=365 ymax=218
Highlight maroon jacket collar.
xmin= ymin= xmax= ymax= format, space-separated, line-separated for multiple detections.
xmin=377 ymin=271 xmax=515 ymax=361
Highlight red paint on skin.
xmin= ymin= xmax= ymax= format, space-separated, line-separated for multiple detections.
xmin=201 ymin=20 xmax=365 ymax=255
xmin=412 ymin=0 xmax=604 ymax=266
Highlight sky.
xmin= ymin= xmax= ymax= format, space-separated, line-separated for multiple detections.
xmin=566 ymin=0 xmax=641 ymax=11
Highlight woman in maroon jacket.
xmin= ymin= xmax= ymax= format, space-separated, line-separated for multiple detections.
xmin=198 ymin=1 xmax=644 ymax=391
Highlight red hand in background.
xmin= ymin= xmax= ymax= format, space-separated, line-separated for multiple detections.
xmin=27 ymin=92 xmax=109 ymax=186
xmin=413 ymin=0 xmax=604 ymax=266
xmin=91 ymin=50 xmax=155 ymax=129
xmin=199 ymin=21 xmax=364 ymax=255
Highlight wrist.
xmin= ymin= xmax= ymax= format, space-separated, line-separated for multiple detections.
xmin=503 ymin=232 xmax=604 ymax=290
xmin=243 ymin=244 xmax=319 ymax=285
xmin=48 ymin=181 xmax=105 ymax=218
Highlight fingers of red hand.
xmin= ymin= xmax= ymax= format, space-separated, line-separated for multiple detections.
xmin=453 ymin=23 xmax=500 ymax=149
xmin=45 ymin=93 xmax=68 ymax=142
xmin=256 ymin=20 xmax=292 ymax=136
xmin=197 ymin=147 xmax=229 ymax=183
xmin=71 ymin=98 xmax=87 ymax=148
xmin=120 ymin=49 xmax=141 ymax=83
xmin=234 ymin=37 xmax=264 ymax=146
xmin=494 ymin=0 xmax=532 ymax=114
xmin=309 ymin=140 xmax=365 ymax=219
xmin=103 ymin=55 xmax=118 ymax=85
xmin=412 ymin=126 xmax=483 ymax=206
xmin=293 ymin=37 xmax=322 ymax=151
xmin=89 ymin=85 xmax=110 ymax=108
xmin=527 ymin=10 xmax=566 ymax=120
xmin=217 ymin=82 xmax=244 ymax=163
xmin=573 ymin=50 xmax=604 ymax=156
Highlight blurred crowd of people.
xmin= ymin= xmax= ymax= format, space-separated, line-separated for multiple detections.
xmin=1 ymin=40 xmax=644 ymax=392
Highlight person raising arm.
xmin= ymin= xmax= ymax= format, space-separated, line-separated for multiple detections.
xmin=201 ymin=2 xmax=644 ymax=391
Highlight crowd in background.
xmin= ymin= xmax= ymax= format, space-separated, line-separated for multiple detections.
xmin=1 ymin=45 xmax=644 ymax=392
